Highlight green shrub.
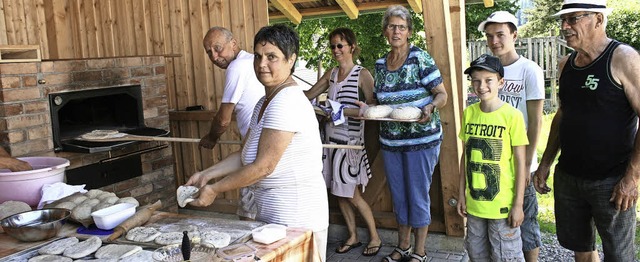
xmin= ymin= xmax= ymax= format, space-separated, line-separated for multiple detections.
xmin=607 ymin=10 xmax=640 ymax=50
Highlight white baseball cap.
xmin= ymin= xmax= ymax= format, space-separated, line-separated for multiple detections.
xmin=477 ymin=11 xmax=518 ymax=33
xmin=553 ymin=0 xmax=613 ymax=17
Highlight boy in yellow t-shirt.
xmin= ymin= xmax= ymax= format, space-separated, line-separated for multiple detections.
xmin=457 ymin=54 xmax=528 ymax=261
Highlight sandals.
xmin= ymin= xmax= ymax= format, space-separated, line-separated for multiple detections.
xmin=362 ymin=244 xmax=381 ymax=256
xmin=335 ymin=241 xmax=362 ymax=254
xmin=408 ymin=253 xmax=428 ymax=262
xmin=383 ymin=245 xmax=412 ymax=262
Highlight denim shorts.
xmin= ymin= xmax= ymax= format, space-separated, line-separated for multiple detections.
xmin=382 ymin=146 xmax=440 ymax=228
xmin=465 ymin=214 xmax=524 ymax=262
xmin=521 ymin=172 xmax=542 ymax=251
xmin=554 ymin=167 xmax=636 ymax=260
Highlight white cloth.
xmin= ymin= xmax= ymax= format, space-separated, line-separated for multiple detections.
xmin=501 ymin=56 xmax=545 ymax=172
xmin=38 ymin=182 xmax=87 ymax=209
xmin=326 ymin=99 xmax=345 ymax=126
xmin=241 ymin=85 xmax=329 ymax=233
xmin=221 ymin=50 xmax=265 ymax=138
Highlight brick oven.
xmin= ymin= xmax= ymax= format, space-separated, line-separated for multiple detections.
xmin=0 ymin=57 xmax=177 ymax=212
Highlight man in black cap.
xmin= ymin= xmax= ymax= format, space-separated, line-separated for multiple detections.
xmin=534 ymin=0 xmax=640 ymax=261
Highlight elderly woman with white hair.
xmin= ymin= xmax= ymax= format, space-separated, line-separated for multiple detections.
xmin=362 ymin=5 xmax=449 ymax=262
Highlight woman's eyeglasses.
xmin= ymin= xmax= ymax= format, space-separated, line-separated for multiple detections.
xmin=330 ymin=44 xmax=345 ymax=50
xmin=557 ymin=13 xmax=594 ymax=25
xmin=386 ymin=24 xmax=408 ymax=31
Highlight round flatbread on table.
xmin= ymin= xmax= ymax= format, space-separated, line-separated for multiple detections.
xmin=62 ymin=236 xmax=102 ymax=259
xmin=38 ymin=237 xmax=79 ymax=255
xmin=94 ymin=244 xmax=142 ymax=259
xmin=27 ymin=254 xmax=73 ymax=262
xmin=201 ymin=230 xmax=231 ymax=248
xmin=125 ymin=226 xmax=161 ymax=243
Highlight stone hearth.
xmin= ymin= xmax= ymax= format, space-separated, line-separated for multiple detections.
xmin=0 ymin=57 xmax=177 ymax=212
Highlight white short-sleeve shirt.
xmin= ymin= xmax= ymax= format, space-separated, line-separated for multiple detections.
xmin=222 ymin=50 xmax=265 ymax=138
xmin=241 ymin=85 xmax=328 ymax=232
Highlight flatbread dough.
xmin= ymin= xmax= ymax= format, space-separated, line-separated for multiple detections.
xmin=0 ymin=200 xmax=31 ymax=220
xmin=85 ymin=189 xmax=105 ymax=199
xmin=27 ymin=254 xmax=73 ymax=262
xmin=38 ymin=237 xmax=79 ymax=255
xmin=115 ymin=197 xmax=139 ymax=207
xmin=118 ymin=250 xmax=154 ymax=262
xmin=74 ymin=259 xmax=117 ymax=262
xmin=176 ymin=185 xmax=199 ymax=208
xmin=53 ymin=201 xmax=76 ymax=210
xmin=70 ymin=203 xmax=93 ymax=221
xmin=125 ymin=226 xmax=161 ymax=243
xmin=94 ymin=244 xmax=142 ymax=259
xmin=62 ymin=236 xmax=102 ymax=259
xmin=80 ymin=130 xmax=119 ymax=140
xmin=364 ymin=105 xmax=393 ymax=118
xmin=201 ymin=230 xmax=231 ymax=248
xmin=390 ymin=106 xmax=422 ymax=120
xmin=154 ymin=232 xmax=188 ymax=245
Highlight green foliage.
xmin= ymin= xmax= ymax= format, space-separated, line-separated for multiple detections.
xmin=465 ymin=1 xmax=519 ymax=40
xmin=519 ymin=0 xmax=561 ymax=37
xmin=520 ymin=0 xmax=640 ymax=40
xmin=277 ymin=11 xmax=425 ymax=72
xmin=607 ymin=10 xmax=640 ymax=50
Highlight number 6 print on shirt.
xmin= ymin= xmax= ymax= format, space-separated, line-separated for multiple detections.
xmin=466 ymin=137 xmax=502 ymax=201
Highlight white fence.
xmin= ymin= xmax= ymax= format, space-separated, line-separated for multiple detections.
xmin=467 ymin=36 xmax=573 ymax=108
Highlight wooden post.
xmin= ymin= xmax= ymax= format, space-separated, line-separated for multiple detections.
xmin=422 ymin=0 xmax=465 ymax=237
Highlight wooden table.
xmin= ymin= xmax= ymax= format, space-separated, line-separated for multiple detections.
xmin=0 ymin=211 xmax=320 ymax=261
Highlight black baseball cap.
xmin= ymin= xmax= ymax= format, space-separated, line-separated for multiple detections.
xmin=464 ymin=54 xmax=504 ymax=77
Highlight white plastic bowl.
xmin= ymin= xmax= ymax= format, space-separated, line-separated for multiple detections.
xmin=251 ymin=223 xmax=287 ymax=245
xmin=90 ymin=202 xmax=136 ymax=230
xmin=0 ymin=157 xmax=70 ymax=207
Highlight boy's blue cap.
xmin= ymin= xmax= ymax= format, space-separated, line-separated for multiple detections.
xmin=464 ymin=54 xmax=504 ymax=77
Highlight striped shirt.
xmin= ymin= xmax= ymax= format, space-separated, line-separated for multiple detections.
xmin=374 ymin=45 xmax=444 ymax=152
xmin=241 ymin=85 xmax=329 ymax=232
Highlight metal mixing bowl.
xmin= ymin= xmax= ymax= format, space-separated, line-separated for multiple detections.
xmin=0 ymin=208 xmax=70 ymax=242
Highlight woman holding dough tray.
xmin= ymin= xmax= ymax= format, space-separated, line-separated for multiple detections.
xmin=185 ymin=24 xmax=329 ymax=261
xmin=364 ymin=5 xmax=448 ymax=262
xmin=304 ymin=27 xmax=382 ymax=256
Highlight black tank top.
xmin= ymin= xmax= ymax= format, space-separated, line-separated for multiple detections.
xmin=558 ymin=40 xmax=638 ymax=180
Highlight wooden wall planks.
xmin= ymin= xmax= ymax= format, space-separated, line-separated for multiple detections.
xmin=0 ymin=0 xmax=269 ymax=211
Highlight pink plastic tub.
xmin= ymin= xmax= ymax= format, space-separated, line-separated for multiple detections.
xmin=0 ymin=157 xmax=70 ymax=207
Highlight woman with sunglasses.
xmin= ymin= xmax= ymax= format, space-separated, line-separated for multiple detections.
xmin=369 ymin=5 xmax=448 ymax=262
xmin=304 ymin=27 xmax=381 ymax=257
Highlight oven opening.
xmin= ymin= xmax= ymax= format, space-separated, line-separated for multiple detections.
xmin=49 ymin=85 xmax=168 ymax=153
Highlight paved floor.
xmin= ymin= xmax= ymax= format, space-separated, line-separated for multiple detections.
xmin=326 ymin=224 xmax=469 ymax=262
xmin=326 ymin=241 xmax=468 ymax=262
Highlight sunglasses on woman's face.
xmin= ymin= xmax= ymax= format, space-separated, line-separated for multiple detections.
xmin=330 ymin=44 xmax=345 ymax=50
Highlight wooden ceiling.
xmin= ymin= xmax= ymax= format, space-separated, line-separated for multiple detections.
xmin=267 ymin=0 xmax=424 ymax=24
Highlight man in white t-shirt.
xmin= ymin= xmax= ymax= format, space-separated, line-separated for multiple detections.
xmin=200 ymin=27 xmax=264 ymax=148
xmin=200 ymin=27 xmax=264 ymax=219
xmin=478 ymin=11 xmax=545 ymax=262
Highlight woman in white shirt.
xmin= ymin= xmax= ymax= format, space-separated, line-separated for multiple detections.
xmin=186 ymin=24 xmax=329 ymax=261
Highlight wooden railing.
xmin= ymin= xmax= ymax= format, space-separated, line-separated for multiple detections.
xmin=467 ymin=36 xmax=573 ymax=108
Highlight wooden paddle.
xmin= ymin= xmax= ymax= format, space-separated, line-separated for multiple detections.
xmin=79 ymin=130 xmax=364 ymax=149
xmin=77 ymin=131 xmax=242 ymax=145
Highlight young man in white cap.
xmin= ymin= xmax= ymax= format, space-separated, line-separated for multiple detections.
xmin=534 ymin=0 xmax=640 ymax=261
xmin=478 ymin=11 xmax=545 ymax=262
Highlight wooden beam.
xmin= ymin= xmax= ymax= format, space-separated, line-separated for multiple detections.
xmin=421 ymin=0 xmax=465 ymax=237
xmin=269 ymin=0 xmax=302 ymax=25
xmin=269 ymin=0 xmax=408 ymax=21
xmin=406 ymin=0 xmax=423 ymax=13
xmin=335 ymin=0 xmax=359 ymax=19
